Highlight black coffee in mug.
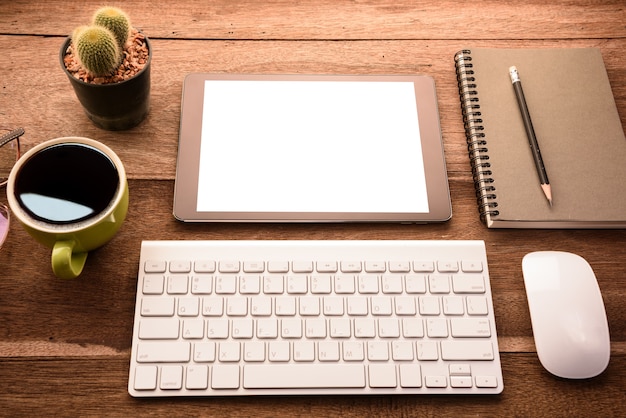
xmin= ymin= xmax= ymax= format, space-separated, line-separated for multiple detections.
xmin=14 ymin=143 xmax=119 ymax=224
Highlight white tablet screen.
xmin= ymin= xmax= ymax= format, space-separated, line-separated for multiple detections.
xmin=196 ymin=80 xmax=429 ymax=213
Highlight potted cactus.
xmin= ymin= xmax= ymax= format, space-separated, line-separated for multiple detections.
xmin=60 ymin=7 xmax=151 ymax=131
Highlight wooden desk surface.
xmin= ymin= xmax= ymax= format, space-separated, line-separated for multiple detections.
xmin=1 ymin=1 xmax=625 ymax=415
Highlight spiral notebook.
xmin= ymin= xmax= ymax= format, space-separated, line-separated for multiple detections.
xmin=455 ymin=47 xmax=626 ymax=228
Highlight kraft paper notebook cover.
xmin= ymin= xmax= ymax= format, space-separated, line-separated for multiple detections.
xmin=454 ymin=48 xmax=626 ymax=228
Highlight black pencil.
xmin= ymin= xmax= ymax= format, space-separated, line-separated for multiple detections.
xmin=508 ymin=66 xmax=553 ymax=206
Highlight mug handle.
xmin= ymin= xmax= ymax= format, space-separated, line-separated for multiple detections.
xmin=52 ymin=240 xmax=88 ymax=279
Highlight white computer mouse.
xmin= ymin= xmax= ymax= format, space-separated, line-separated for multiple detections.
xmin=521 ymin=251 xmax=610 ymax=379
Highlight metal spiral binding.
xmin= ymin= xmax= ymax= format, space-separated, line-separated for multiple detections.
xmin=454 ymin=50 xmax=499 ymax=221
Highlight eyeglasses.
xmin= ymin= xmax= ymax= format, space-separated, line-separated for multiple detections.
xmin=1 ymin=127 xmax=24 ymax=249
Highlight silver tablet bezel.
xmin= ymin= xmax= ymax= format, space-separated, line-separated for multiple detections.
xmin=174 ymin=74 xmax=451 ymax=223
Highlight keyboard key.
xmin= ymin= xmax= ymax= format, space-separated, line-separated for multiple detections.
xmin=207 ymin=319 xmax=229 ymax=338
xmin=392 ymin=341 xmax=414 ymax=360
xmin=239 ymin=275 xmax=260 ymax=294
xmin=437 ymin=261 xmax=459 ymax=272
xmin=178 ymin=297 xmax=200 ymax=316
xmin=334 ymin=275 xmax=355 ymax=294
xmin=369 ymin=364 xmax=397 ymax=388
xmin=467 ymin=296 xmax=489 ymax=315
xmin=354 ymin=318 xmax=376 ymax=338
xmin=243 ymin=364 xmax=366 ymax=388
xmin=169 ymin=261 xmax=191 ymax=273
xmin=399 ymin=364 xmax=422 ymax=388
xmin=141 ymin=297 xmax=175 ymax=317
xmin=451 ymin=376 xmax=473 ymax=388
xmin=194 ymin=260 xmax=216 ymax=273
xmin=425 ymin=375 xmax=447 ymax=388
xmin=461 ymin=260 xmax=483 ymax=273
xmin=268 ymin=341 xmax=290 ymax=361
xmin=244 ymin=341 xmax=266 ymax=361
xmin=443 ymin=296 xmax=465 ymax=315
xmin=136 ymin=342 xmax=190 ymax=363
xmin=441 ymin=341 xmax=494 ymax=361
xmin=382 ymin=275 xmax=403 ymax=294
xmin=139 ymin=319 xmax=179 ymax=339
xmin=292 ymin=261 xmax=313 ymax=273
xmin=202 ymin=297 xmax=224 ymax=316
xmin=367 ymin=341 xmax=389 ymax=361
xmin=219 ymin=261 xmax=240 ymax=273
xmin=417 ymin=341 xmax=439 ymax=360
xmin=316 ymin=261 xmax=338 ymax=273
xmin=450 ymin=318 xmax=491 ymax=337
xmin=243 ymin=261 xmax=264 ymax=273
xmin=216 ymin=276 xmax=237 ymax=294
xmin=160 ymin=365 xmax=183 ymax=390
xmin=311 ymin=275 xmax=331 ymax=294
xmin=405 ymin=274 xmax=426 ymax=293
xmin=212 ymin=365 xmax=240 ymax=389
xmin=167 ymin=275 xmax=188 ymax=294
xmin=257 ymin=318 xmax=278 ymax=338
xmin=263 ymin=275 xmax=284 ymax=294
xmin=419 ymin=296 xmax=440 ymax=315
xmin=341 ymin=261 xmax=362 ymax=273
xmin=364 ymin=261 xmax=386 ymax=272
xmin=429 ymin=275 xmax=450 ymax=294
xmin=388 ymin=261 xmax=410 ymax=273
xmin=413 ymin=261 xmax=434 ymax=272
xmin=287 ymin=275 xmax=308 ymax=294
xmin=452 ymin=275 xmax=486 ymax=293
xmin=318 ymin=341 xmax=340 ymax=361
xmin=343 ymin=341 xmax=364 ymax=361
xmin=293 ymin=341 xmax=315 ymax=361
xmin=134 ymin=366 xmax=158 ymax=390
xmin=144 ymin=260 xmax=166 ymax=273
xmin=358 ymin=275 xmax=379 ymax=294
xmin=218 ymin=342 xmax=241 ymax=362
xmin=193 ymin=342 xmax=216 ymax=362
xmin=475 ymin=375 xmax=499 ymax=388
xmin=267 ymin=261 xmax=289 ymax=273
xmin=191 ymin=275 xmax=212 ymax=294
xmin=143 ymin=275 xmax=164 ymax=294
xmin=186 ymin=365 xmax=209 ymax=390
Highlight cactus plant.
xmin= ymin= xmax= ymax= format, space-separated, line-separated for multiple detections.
xmin=72 ymin=25 xmax=121 ymax=77
xmin=92 ymin=6 xmax=130 ymax=49
xmin=61 ymin=6 xmax=151 ymax=130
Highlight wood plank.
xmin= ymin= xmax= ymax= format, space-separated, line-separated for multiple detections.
xmin=1 ymin=0 xmax=625 ymax=40
xmin=1 ymin=179 xmax=624 ymax=351
xmin=1 ymin=36 xmax=624 ymax=181
xmin=0 ymin=355 xmax=624 ymax=415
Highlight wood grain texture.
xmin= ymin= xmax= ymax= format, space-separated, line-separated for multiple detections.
xmin=0 ymin=0 xmax=625 ymax=415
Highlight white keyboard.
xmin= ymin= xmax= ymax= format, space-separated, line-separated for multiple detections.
xmin=128 ymin=240 xmax=503 ymax=397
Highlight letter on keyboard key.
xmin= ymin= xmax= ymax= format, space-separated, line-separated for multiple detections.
xmin=243 ymin=364 xmax=366 ymax=388
xmin=441 ymin=341 xmax=494 ymax=360
xmin=136 ymin=342 xmax=191 ymax=363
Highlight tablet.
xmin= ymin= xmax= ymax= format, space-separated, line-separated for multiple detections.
xmin=174 ymin=74 xmax=451 ymax=223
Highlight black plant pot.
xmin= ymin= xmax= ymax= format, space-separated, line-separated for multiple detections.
xmin=60 ymin=36 xmax=151 ymax=131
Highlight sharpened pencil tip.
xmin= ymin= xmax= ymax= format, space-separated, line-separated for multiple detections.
xmin=541 ymin=184 xmax=553 ymax=207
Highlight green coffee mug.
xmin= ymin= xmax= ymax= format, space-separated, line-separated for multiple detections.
xmin=7 ymin=137 xmax=128 ymax=279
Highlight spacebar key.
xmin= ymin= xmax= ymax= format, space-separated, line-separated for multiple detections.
xmin=244 ymin=364 xmax=366 ymax=388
